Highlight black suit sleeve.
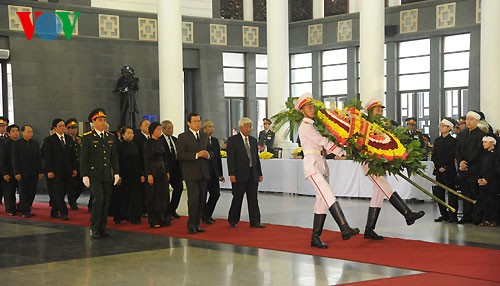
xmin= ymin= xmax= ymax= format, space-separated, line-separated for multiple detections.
xmin=177 ymin=133 xmax=197 ymax=162
xmin=226 ymin=136 xmax=236 ymax=177
xmin=215 ymin=139 xmax=223 ymax=176
xmin=43 ymin=137 xmax=54 ymax=174
xmin=12 ymin=141 xmax=21 ymax=176
xmin=143 ymin=140 xmax=152 ymax=176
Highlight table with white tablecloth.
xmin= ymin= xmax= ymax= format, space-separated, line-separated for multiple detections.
xmin=220 ymin=158 xmax=434 ymax=200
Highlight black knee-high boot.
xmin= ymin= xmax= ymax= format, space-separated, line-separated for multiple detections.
xmin=364 ymin=207 xmax=383 ymax=240
xmin=311 ymin=214 xmax=328 ymax=248
xmin=329 ymin=201 xmax=360 ymax=240
xmin=389 ymin=192 xmax=425 ymax=225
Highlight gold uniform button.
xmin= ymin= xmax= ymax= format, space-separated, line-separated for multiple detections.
xmin=104 ymin=164 xmax=107 ymax=166
xmin=104 ymin=157 xmax=106 ymax=160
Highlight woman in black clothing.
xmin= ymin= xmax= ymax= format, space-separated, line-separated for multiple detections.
xmin=143 ymin=122 xmax=170 ymax=228
xmin=115 ymin=127 xmax=144 ymax=224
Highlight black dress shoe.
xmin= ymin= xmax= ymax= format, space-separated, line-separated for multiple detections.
xmin=70 ymin=204 xmax=79 ymax=210
xmin=100 ymin=232 xmax=111 ymax=238
xmin=209 ymin=217 xmax=216 ymax=222
xmin=229 ymin=223 xmax=238 ymax=228
xmin=188 ymin=227 xmax=198 ymax=234
xmin=434 ymin=216 xmax=449 ymax=222
xmin=61 ymin=215 xmax=69 ymax=221
xmin=250 ymin=223 xmax=266 ymax=228
xmin=196 ymin=227 xmax=206 ymax=233
xmin=171 ymin=212 xmax=180 ymax=219
xmin=22 ymin=213 xmax=33 ymax=218
xmin=202 ymin=219 xmax=213 ymax=225
xmin=161 ymin=220 xmax=171 ymax=227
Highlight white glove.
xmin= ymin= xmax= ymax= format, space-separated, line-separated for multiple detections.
xmin=114 ymin=174 xmax=120 ymax=186
xmin=83 ymin=176 xmax=90 ymax=188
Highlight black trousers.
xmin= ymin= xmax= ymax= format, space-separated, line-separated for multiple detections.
xmin=433 ymin=173 xmax=458 ymax=218
xmin=458 ymin=173 xmax=481 ymax=220
xmin=185 ymin=180 xmax=207 ymax=228
xmin=203 ymin=177 xmax=220 ymax=220
xmin=18 ymin=177 xmax=38 ymax=215
xmin=3 ymin=179 xmax=17 ymax=214
xmin=168 ymin=176 xmax=184 ymax=215
xmin=67 ymin=176 xmax=85 ymax=206
xmin=48 ymin=177 xmax=70 ymax=216
xmin=90 ymin=181 xmax=113 ymax=233
xmin=479 ymin=180 xmax=500 ymax=223
xmin=228 ymin=168 xmax=261 ymax=225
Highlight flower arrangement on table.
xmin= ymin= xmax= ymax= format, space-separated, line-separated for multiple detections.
xmin=220 ymin=150 xmax=227 ymax=158
xmin=259 ymin=151 xmax=274 ymax=159
xmin=271 ymin=97 xmax=425 ymax=177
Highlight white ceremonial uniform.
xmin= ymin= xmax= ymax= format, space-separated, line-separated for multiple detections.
xmin=363 ymin=164 xmax=395 ymax=208
xmin=298 ymin=117 xmax=345 ymax=214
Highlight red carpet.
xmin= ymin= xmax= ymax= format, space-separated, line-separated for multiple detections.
xmin=2 ymin=202 xmax=500 ymax=285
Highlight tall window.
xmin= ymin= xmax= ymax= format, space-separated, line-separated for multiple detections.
xmin=322 ymin=48 xmax=348 ymax=110
xmin=290 ymin=53 xmax=312 ymax=98
xmin=398 ymin=38 xmax=431 ymax=133
xmin=443 ymin=33 xmax=470 ymax=119
xmin=223 ymin=52 xmax=246 ymax=136
xmin=0 ymin=62 xmax=14 ymax=122
xmin=256 ymin=54 xmax=268 ymax=132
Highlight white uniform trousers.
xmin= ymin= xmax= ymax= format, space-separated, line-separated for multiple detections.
xmin=363 ymin=164 xmax=394 ymax=208
xmin=307 ymin=173 xmax=337 ymax=214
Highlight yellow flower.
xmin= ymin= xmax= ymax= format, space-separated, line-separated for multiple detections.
xmin=220 ymin=150 xmax=227 ymax=158
xmin=291 ymin=147 xmax=302 ymax=155
xmin=259 ymin=151 xmax=274 ymax=159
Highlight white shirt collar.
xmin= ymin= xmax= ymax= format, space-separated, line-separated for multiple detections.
xmin=189 ymin=128 xmax=199 ymax=138
xmin=240 ymin=132 xmax=248 ymax=141
xmin=141 ymin=131 xmax=149 ymax=138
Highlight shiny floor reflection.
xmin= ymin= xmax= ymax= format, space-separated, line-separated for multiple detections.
xmin=1 ymin=190 xmax=498 ymax=285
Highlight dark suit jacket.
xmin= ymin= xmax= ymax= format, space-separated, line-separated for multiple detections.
xmin=207 ymin=136 xmax=223 ymax=179
xmin=177 ymin=130 xmax=210 ymax=181
xmin=133 ymin=131 xmax=148 ymax=172
xmin=1 ymin=138 xmax=15 ymax=177
xmin=43 ymin=133 xmax=76 ymax=179
xmin=12 ymin=138 xmax=42 ymax=180
xmin=159 ymin=134 xmax=182 ymax=180
xmin=431 ymin=134 xmax=457 ymax=178
xmin=226 ymin=133 xmax=262 ymax=183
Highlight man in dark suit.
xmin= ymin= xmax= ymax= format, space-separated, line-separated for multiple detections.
xmin=258 ymin=118 xmax=275 ymax=154
xmin=177 ymin=113 xmax=210 ymax=234
xmin=160 ymin=120 xmax=183 ymax=219
xmin=80 ymin=108 xmax=120 ymax=239
xmin=1 ymin=124 xmax=19 ymax=215
xmin=227 ymin=117 xmax=265 ymax=228
xmin=134 ymin=118 xmax=150 ymax=215
xmin=43 ymin=119 xmax=77 ymax=221
xmin=12 ymin=125 xmax=43 ymax=218
xmin=201 ymin=120 xmax=225 ymax=224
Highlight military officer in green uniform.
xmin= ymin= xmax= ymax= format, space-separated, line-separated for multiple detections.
xmin=66 ymin=118 xmax=84 ymax=210
xmin=80 ymin=108 xmax=120 ymax=239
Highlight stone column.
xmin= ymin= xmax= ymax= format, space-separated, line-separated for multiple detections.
xmin=480 ymin=0 xmax=500 ymax=129
xmin=313 ymin=0 xmax=324 ymax=19
xmin=349 ymin=0 xmax=360 ymax=13
xmin=243 ymin=0 xmax=253 ymax=21
xmin=157 ymin=0 xmax=184 ymax=132
xmin=359 ymin=0 xmax=384 ymax=105
xmin=267 ymin=0 xmax=296 ymax=156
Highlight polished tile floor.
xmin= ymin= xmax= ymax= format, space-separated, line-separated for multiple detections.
xmin=1 ymin=190 xmax=499 ymax=285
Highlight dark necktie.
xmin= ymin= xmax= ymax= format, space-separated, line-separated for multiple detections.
xmin=168 ymin=136 xmax=176 ymax=157
xmin=60 ymin=135 xmax=65 ymax=146
xmin=195 ymin=132 xmax=200 ymax=143
xmin=244 ymin=137 xmax=253 ymax=167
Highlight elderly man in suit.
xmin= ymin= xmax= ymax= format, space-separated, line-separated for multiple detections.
xmin=201 ymin=119 xmax=225 ymax=224
xmin=227 ymin=117 xmax=265 ymax=228
xmin=43 ymin=118 xmax=77 ymax=221
xmin=160 ymin=120 xmax=184 ymax=219
xmin=177 ymin=113 xmax=211 ymax=234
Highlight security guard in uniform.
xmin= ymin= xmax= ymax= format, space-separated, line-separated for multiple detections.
xmin=258 ymin=118 xmax=275 ymax=154
xmin=66 ymin=118 xmax=84 ymax=210
xmin=80 ymin=108 xmax=120 ymax=239
xmin=405 ymin=117 xmax=425 ymax=148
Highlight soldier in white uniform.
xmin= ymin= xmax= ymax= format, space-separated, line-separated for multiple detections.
xmin=362 ymin=98 xmax=425 ymax=240
xmin=296 ymin=93 xmax=360 ymax=249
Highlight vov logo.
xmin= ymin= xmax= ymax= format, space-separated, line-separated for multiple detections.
xmin=16 ymin=11 xmax=80 ymax=41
